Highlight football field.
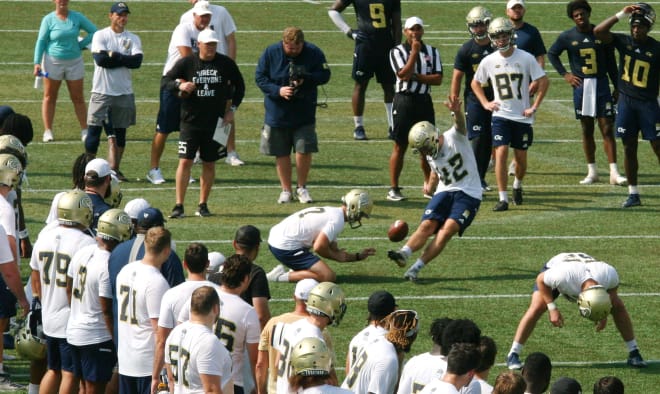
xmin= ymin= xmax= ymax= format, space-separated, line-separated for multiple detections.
xmin=1 ymin=0 xmax=658 ymax=391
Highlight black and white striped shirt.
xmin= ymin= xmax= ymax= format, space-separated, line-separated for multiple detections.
xmin=390 ymin=42 xmax=442 ymax=95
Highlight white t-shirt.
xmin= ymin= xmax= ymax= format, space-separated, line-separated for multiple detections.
xmin=91 ymin=27 xmax=143 ymax=96
xmin=398 ymin=352 xmax=445 ymax=394
xmin=0 ymin=194 xmax=16 ymax=239
xmin=419 ymin=380 xmax=460 ymax=394
xmin=44 ymin=191 xmax=65 ymax=225
xmin=268 ymin=207 xmax=345 ymax=251
xmin=301 ymin=385 xmax=353 ymax=394
xmin=474 ymin=377 xmax=493 ymax=394
xmin=158 ymin=280 xmax=219 ymax=329
xmin=347 ymin=325 xmax=388 ymax=370
xmin=29 ymin=226 xmax=96 ymax=338
xmin=272 ymin=318 xmax=326 ymax=394
xmin=342 ymin=335 xmax=399 ymax=394
xmin=427 ymin=127 xmax=482 ymax=200
xmin=0 ymin=225 xmax=13 ymax=264
xmin=162 ymin=22 xmax=203 ymax=76
xmin=543 ymin=253 xmax=619 ymax=299
xmin=165 ymin=321 xmax=233 ymax=394
xmin=116 ymin=261 xmax=170 ymax=377
xmin=179 ymin=289 xmax=260 ymax=387
xmin=66 ymin=244 xmax=113 ymax=345
xmin=180 ymin=3 xmax=236 ymax=57
xmin=473 ymin=48 xmax=545 ymax=124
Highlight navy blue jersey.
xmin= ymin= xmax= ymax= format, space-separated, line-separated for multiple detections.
xmin=611 ymin=34 xmax=660 ymax=101
xmin=548 ymin=26 xmax=618 ymax=82
xmin=514 ymin=23 xmax=546 ymax=58
xmin=341 ymin=0 xmax=400 ymax=46
xmin=86 ymin=191 xmax=110 ymax=234
xmin=454 ymin=39 xmax=495 ymax=102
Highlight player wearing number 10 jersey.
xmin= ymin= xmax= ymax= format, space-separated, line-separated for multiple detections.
xmin=472 ymin=17 xmax=548 ymax=212
xmin=594 ymin=2 xmax=660 ymax=208
xmin=116 ymin=227 xmax=171 ymax=393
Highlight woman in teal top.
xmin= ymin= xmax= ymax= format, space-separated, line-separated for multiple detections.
xmin=33 ymin=0 xmax=96 ymax=143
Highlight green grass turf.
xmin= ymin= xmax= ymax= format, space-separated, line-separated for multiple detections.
xmin=1 ymin=0 xmax=658 ymax=392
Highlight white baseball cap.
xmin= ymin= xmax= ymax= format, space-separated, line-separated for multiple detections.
xmin=208 ymin=252 xmax=226 ymax=273
xmin=294 ymin=279 xmax=319 ymax=301
xmin=85 ymin=158 xmax=112 ymax=178
xmin=198 ymin=29 xmax=219 ymax=44
xmin=507 ymin=0 xmax=525 ymax=9
xmin=193 ymin=1 xmax=213 ymax=16
xmin=123 ymin=198 xmax=150 ymax=220
xmin=404 ymin=16 xmax=424 ymax=29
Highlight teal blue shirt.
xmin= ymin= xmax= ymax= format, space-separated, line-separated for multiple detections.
xmin=34 ymin=11 xmax=97 ymax=64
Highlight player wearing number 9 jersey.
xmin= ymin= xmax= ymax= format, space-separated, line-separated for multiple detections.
xmin=30 ymin=190 xmax=96 ymax=392
xmin=165 ymin=286 xmax=232 ymax=394
xmin=594 ymin=2 xmax=660 ymax=208
xmin=115 ymin=227 xmax=171 ymax=393
xmin=472 ymin=17 xmax=548 ymax=212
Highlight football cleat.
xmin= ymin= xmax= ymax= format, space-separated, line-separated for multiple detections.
xmin=278 ymin=190 xmax=292 ymax=204
xmin=622 ymin=194 xmax=641 ymax=208
xmin=296 ymin=187 xmax=313 ymax=204
xmin=353 ymin=126 xmax=367 ymax=140
xmin=147 ymin=168 xmax=166 ymax=184
xmin=97 ymin=208 xmax=132 ymax=242
xmin=387 ymin=187 xmax=406 ymax=201
xmin=578 ymin=285 xmax=612 ymax=321
xmin=493 ymin=200 xmax=509 ymax=212
xmin=342 ymin=189 xmax=372 ymax=228
xmin=409 ymin=121 xmax=439 ymax=157
xmin=195 ymin=203 xmax=211 ymax=217
xmin=513 ymin=188 xmax=523 ymax=205
xmin=0 ymin=153 xmax=23 ymax=189
xmin=466 ymin=6 xmax=492 ymax=39
xmin=579 ymin=175 xmax=599 ymax=185
xmin=506 ymin=352 xmax=523 ymax=370
xmin=627 ymin=349 xmax=648 ymax=368
xmin=403 ymin=267 xmax=419 ymax=282
xmin=610 ymin=174 xmax=627 ymax=186
xmin=388 ymin=250 xmax=407 ymax=268
xmin=266 ymin=264 xmax=288 ymax=282
xmin=289 ymin=337 xmax=332 ymax=377
xmin=57 ymin=190 xmax=93 ymax=228
xmin=42 ymin=130 xmax=54 ymax=142
xmin=306 ymin=282 xmax=347 ymax=326
xmin=225 ymin=151 xmax=244 ymax=166
xmin=488 ymin=17 xmax=515 ymax=51
xmin=169 ymin=204 xmax=185 ymax=219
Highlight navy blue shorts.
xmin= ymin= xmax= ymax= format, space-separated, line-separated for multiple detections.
xmin=45 ymin=336 xmax=78 ymax=374
xmin=421 ymin=190 xmax=481 ymax=236
xmin=492 ymin=117 xmax=534 ymax=150
xmin=352 ymin=39 xmax=396 ymax=84
xmin=72 ymin=340 xmax=116 ymax=382
xmin=119 ymin=374 xmax=151 ymax=394
xmin=392 ymin=93 xmax=434 ymax=145
xmin=572 ymin=77 xmax=615 ymax=119
xmin=615 ymin=93 xmax=659 ymax=141
xmin=269 ymin=244 xmax=320 ymax=270
xmin=156 ymin=82 xmax=181 ymax=134
xmin=466 ymin=100 xmax=493 ymax=140
xmin=0 ymin=275 xmax=17 ymax=318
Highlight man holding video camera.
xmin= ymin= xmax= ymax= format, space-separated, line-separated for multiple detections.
xmin=256 ymin=27 xmax=331 ymax=204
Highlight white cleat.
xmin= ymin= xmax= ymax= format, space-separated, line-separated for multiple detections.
xmin=266 ymin=264 xmax=289 ymax=282
xmin=146 ymin=168 xmax=166 ymax=185
xmin=42 ymin=130 xmax=54 ymax=142
xmin=579 ymin=175 xmax=599 ymax=185
xmin=610 ymin=175 xmax=628 ymax=186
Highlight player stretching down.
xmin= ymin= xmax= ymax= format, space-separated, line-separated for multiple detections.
xmin=387 ymin=96 xmax=482 ymax=282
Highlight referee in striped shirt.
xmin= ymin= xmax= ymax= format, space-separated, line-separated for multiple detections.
xmin=388 ymin=17 xmax=443 ymax=201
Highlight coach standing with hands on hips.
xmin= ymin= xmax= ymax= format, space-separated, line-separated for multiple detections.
xmin=34 ymin=0 xmax=97 ymax=143
xmin=163 ymin=28 xmax=245 ymax=219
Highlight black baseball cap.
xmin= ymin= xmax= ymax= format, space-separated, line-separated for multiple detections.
xmin=367 ymin=290 xmax=397 ymax=317
xmin=234 ymin=225 xmax=262 ymax=248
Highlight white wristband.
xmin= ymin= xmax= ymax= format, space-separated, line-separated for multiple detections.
xmin=615 ymin=11 xmax=630 ymax=21
xmin=547 ymin=302 xmax=557 ymax=311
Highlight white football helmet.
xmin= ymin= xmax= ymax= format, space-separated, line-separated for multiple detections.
xmin=105 ymin=174 xmax=123 ymax=208
xmin=409 ymin=121 xmax=439 ymax=157
xmin=577 ymin=285 xmax=612 ymax=322
xmin=342 ymin=189 xmax=373 ymax=229
xmin=306 ymin=282 xmax=347 ymax=326
xmin=466 ymin=6 xmax=492 ymax=39
xmin=15 ymin=311 xmax=46 ymax=361
xmin=290 ymin=337 xmax=332 ymax=377
xmin=97 ymin=208 xmax=132 ymax=242
xmin=0 ymin=153 xmax=23 ymax=189
xmin=57 ymin=189 xmax=93 ymax=228
xmin=0 ymin=134 xmax=27 ymax=168
xmin=488 ymin=17 xmax=515 ymax=51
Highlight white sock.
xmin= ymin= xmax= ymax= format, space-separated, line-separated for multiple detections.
xmin=625 ymin=339 xmax=638 ymax=352
xmin=513 ymin=178 xmax=522 ymax=189
xmin=499 ymin=191 xmax=508 ymax=202
xmin=28 ymin=383 xmax=40 ymax=394
xmin=384 ymin=103 xmax=393 ymax=128
xmin=587 ymin=163 xmax=597 ymax=177
xmin=401 ymin=245 xmax=413 ymax=258
xmin=628 ymin=185 xmax=639 ymax=195
xmin=279 ymin=272 xmax=290 ymax=283
xmin=509 ymin=342 xmax=523 ymax=356
xmin=411 ymin=259 xmax=425 ymax=272
xmin=354 ymin=116 xmax=363 ymax=128
xmin=608 ymin=162 xmax=619 ymax=176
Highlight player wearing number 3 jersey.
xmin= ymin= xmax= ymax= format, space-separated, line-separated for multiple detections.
xmin=471 ymin=17 xmax=548 ymax=212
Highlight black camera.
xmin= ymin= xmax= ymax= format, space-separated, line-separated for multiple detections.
xmin=289 ymin=62 xmax=306 ymax=97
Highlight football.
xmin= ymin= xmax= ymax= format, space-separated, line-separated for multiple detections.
xmin=388 ymin=220 xmax=409 ymax=242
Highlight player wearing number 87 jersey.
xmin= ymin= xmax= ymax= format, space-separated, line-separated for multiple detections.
xmin=66 ymin=208 xmax=132 ymax=393
xmin=115 ymin=227 xmax=171 ymax=393
xmin=471 ymin=17 xmax=548 ymax=212
xmin=387 ymin=97 xmax=481 ymax=283
xmin=30 ymin=189 xmax=96 ymax=393
xmin=165 ymin=286 xmax=233 ymax=394
xmin=594 ymin=3 xmax=660 ymax=208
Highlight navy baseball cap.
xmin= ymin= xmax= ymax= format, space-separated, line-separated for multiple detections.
xmin=234 ymin=225 xmax=262 ymax=248
xmin=110 ymin=2 xmax=130 ymax=14
xmin=137 ymin=207 xmax=165 ymax=229
xmin=367 ymin=290 xmax=397 ymax=317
